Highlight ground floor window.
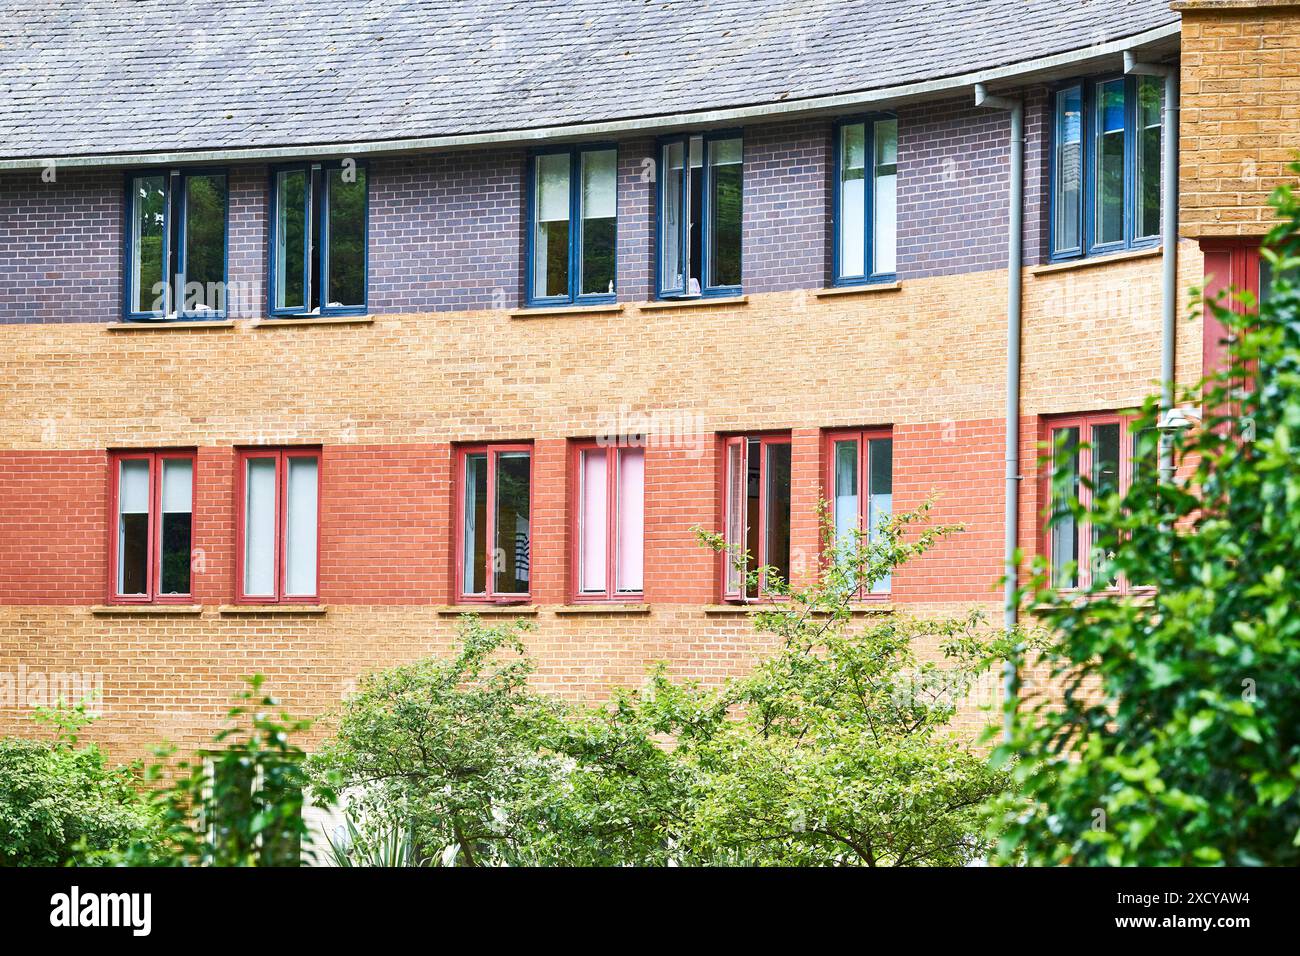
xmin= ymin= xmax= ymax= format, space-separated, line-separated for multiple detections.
xmin=825 ymin=429 xmax=893 ymax=596
xmin=457 ymin=444 xmax=532 ymax=602
xmin=573 ymin=441 xmax=644 ymax=601
xmin=236 ymin=448 xmax=320 ymax=603
xmin=722 ymin=434 xmax=791 ymax=599
xmin=109 ymin=450 xmax=195 ymax=603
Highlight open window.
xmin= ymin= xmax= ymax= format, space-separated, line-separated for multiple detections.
xmin=657 ymin=132 xmax=742 ymax=298
xmin=125 ymin=169 xmax=228 ymax=320
xmin=528 ymin=146 xmax=617 ymax=306
xmin=456 ymin=444 xmax=532 ymax=603
xmin=109 ymin=450 xmax=195 ymax=603
xmin=236 ymin=449 xmax=320 ymax=604
xmin=833 ymin=117 xmax=897 ymax=284
xmin=722 ymin=434 xmax=791 ymax=600
xmin=1051 ymin=76 xmax=1163 ymax=261
xmin=825 ymin=429 xmax=893 ymax=596
xmin=269 ymin=161 xmax=368 ymax=317
xmin=572 ymin=441 xmax=644 ymax=602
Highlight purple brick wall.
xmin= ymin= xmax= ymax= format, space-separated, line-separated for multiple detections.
xmin=367 ymin=150 xmax=525 ymax=313
xmin=743 ymin=120 xmax=832 ymax=294
xmin=227 ymin=164 xmax=267 ymax=320
xmin=616 ymin=138 xmax=656 ymax=303
xmin=0 ymin=169 xmax=121 ymax=324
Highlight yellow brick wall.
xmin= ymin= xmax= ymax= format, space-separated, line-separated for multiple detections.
xmin=1177 ymin=0 xmax=1300 ymax=237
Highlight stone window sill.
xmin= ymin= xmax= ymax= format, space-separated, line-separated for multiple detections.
xmin=249 ymin=315 xmax=374 ymax=328
xmin=91 ymin=604 xmax=204 ymax=615
xmin=812 ymin=282 xmax=902 ymax=298
xmin=639 ymin=295 xmax=748 ymax=311
xmin=218 ymin=604 xmax=328 ymax=615
xmin=509 ymin=303 xmax=624 ymax=320
xmin=105 ymin=320 xmax=235 ymax=332
xmin=435 ymin=604 xmax=539 ymax=616
xmin=1029 ymin=246 xmax=1162 ymax=276
xmin=553 ymin=603 xmax=651 ymax=615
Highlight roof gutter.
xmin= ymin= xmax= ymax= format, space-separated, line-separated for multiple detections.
xmin=0 ymin=21 xmax=1181 ymax=170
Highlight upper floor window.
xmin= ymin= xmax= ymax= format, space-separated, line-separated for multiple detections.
xmin=125 ymin=170 xmax=227 ymax=320
xmin=722 ymin=434 xmax=790 ymax=600
xmin=528 ymin=146 xmax=617 ymax=306
xmin=237 ymin=448 xmax=320 ymax=603
xmin=457 ymin=444 xmax=532 ymax=602
xmin=834 ymin=117 xmax=897 ymax=284
xmin=109 ymin=450 xmax=195 ymax=603
xmin=1051 ymin=76 xmax=1163 ymax=261
xmin=1045 ymin=412 xmax=1152 ymax=593
xmin=269 ymin=161 xmax=368 ymax=317
xmin=572 ymin=441 xmax=644 ymax=602
xmin=658 ymin=132 xmax=742 ymax=298
xmin=826 ymin=429 xmax=893 ymax=596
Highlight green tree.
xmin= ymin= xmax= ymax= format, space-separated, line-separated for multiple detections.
xmin=0 ymin=701 xmax=161 ymax=866
xmin=991 ymin=168 xmax=1300 ymax=865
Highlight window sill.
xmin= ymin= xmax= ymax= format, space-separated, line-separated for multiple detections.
xmin=91 ymin=604 xmax=204 ymax=615
xmin=218 ymin=604 xmax=328 ymax=615
xmin=1030 ymin=246 xmax=1162 ymax=276
xmin=509 ymin=303 xmax=624 ymax=320
xmin=812 ymin=282 xmax=901 ymax=298
xmin=249 ymin=315 xmax=374 ymax=328
xmin=554 ymin=603 xmax=651 ymax=615
xmin=435 ymin=604 xmax=540 ymax=616
xmin=105 ymin=320 xmax=235 ymax=332
xmin=639 ymin=295 xmax=749 ymax=311
xmin=703 ymin=604 xmax=762 ymax=615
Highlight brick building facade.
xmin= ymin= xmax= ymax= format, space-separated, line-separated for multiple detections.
xmin=0 ymin=0 xmax=1281 ymax=760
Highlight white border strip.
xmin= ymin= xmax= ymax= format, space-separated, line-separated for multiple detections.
xmin=0 ymin=22 xmax=1180 ymax=170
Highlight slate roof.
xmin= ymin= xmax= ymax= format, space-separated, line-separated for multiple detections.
xmin=0 ymin=0 xmax=1179 ymax=161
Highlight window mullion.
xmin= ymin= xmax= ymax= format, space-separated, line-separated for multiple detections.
xmin=570 ymin=150 xmax=581 ymax=303
xmin=607 ymin=447 xmax=619 ymax=599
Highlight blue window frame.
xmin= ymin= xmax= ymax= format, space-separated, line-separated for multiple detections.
xmin=124 ymin=168 xmax=228 ymax=321
xmin=1050 ymin=75 xmax=1164 ymax=262
xmin=525 ymin=145 xmax=618 ymax=307
xmin=268 ymin=160 xmax=368 ymax=317
xmin=833 ymin=116 xmax=898 ymax=285
xmin=656 ymin=131 xmax=743 ymax=298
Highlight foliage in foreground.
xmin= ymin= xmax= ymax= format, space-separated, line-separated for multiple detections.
xmin=0 ymin=702 xmax=162 ymax=866
xmin=991 ymin=167 xmax=1300 ymax=865
xmin=309 ymin=501 xmax=1014 ymax=865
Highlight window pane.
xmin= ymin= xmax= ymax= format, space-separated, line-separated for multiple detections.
xmin=285 ymin=457 xmax=318 ymax=596
xmin=462 ymin=453 xmax=488 ymax=595
xmin=745 ymin=437 xmax=761 ymax=597
xmin=275 ymin=170 xmax=307 ymax=312
xmin=764 ymin=442 xmax=791 ymax=591
xmin=580 ymin=149 xmax=616 ymax=297
xmin=183 ymin=174 xmax=226 ymax=313
xmin=662 ymin=141 xmax=686 ymax=294
xmin=534 ymin=153 xmax=570 ymax=299
xmin=724 ymin=440 xmax=745 ymax=595
xmin=616 ymin=447 xmax=644 ymax=593
xmin=117 ymin=459 xmax=150 ymax=595
xmin=159 ymin=458 xmax=192 ymax=595
xmin=868 ymin=437 xmax=893 ymax=594
xmin=132 ymin=175 xmax=166 ymax=314
xmin=327 ymin=166 xmax=366 ymax=307
xmin=832 ymin=439 xmax=859 ymax=591
xmin=1050 ymin=427 xmax=1081 ymax=589
xmin=708 ymin=137 xmax=742 ymax=289
xmin=244 ymin=458 xmax=277 ymax=597
xmin=579 ymin=448 xmax=608 ymax=593
xmin=688 ymin=136 xmax=703 ymax=292
xmin=1095 ymin=80 xmax=1126 ymax=246
xmin=838 ymin=124 xmax=866 ymax=279
xmin=1137 ymin=77 xmax=1162 ymax=239
xmin=1091 ymin=423 xmax=1120 ymax=588
xmin=494 ymin=451 xmax=531 ymax=595
xmin=1054 ymin=87 xmax=1083 ymax=253
xmin=873 ymin=119 xmax=897 ymax=275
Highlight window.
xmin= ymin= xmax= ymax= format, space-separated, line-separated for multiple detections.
xmin=825 ymin=430 xmax=893 ymax=596
xmin=269 ymin=161 xmax=368 ymax=317
xmin=456 ymin=444 xmax=532 ymax=602
xmin=125 ymin=169 xmax=228 ymax=320
xmin=658 ymin=132 xmax=742 ymax=298
xmin=722 ymin=434 xmax=791 ymax=599
xmin=1044 ymin=413 xmax=1150 ymax=593
xmin=1051 ymin=76 xmax=1164 ymax=261
xmin=236 ymin=449 xmax=320 ymax=603
xmin=528 ymin=146 xmax=617 ymax=305
xmin=834 ymin=117 xmax=897 ymax=284
xmin=109 ymin=450 xmax=195 ymax=603
xmin=572 ymin=441 xmax=644 ymax=601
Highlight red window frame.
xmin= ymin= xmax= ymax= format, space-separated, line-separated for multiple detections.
xmin=453 ymin=443 xmax=534 ymax=604
xmin=107 ymin=449 xmax=197 ymax=604
xmin=234 ymin=448 xmax=321 ymax=605
xmin=720 ymin=432 xmax=792 ymax=602
xmin=822 ymin=428 xmax=893 ymax=600
xmin=1040 ymin=412 xmax=1149 ymax=595
xmin=569 ymin=440 xmax=645 ymax=603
